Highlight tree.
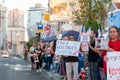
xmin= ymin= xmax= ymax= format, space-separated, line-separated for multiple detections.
xmin=25 ymin=37 xmax=38 ymax=50
xmin=70 ymin=0 xmax=111 ymax=31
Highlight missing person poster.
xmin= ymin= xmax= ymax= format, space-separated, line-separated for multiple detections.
xmin=107 ymin=52 xmax=120 ymax=80
xmin=55 ymin=40 xmax=80 ymax=56
xmin=95 ymin=38 xmax=108 ymax=49
xmin=81 ymin=41 xmax=89 ymax=51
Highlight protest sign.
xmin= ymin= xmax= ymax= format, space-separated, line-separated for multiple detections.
xmin=95 ymin=38 xmax=108 ymax=49
xmin=81 ymin=33 xmax=90 ymax=42
xmin=107 ymin=52 xmax=120 ymax=80
xmin=81 ymin=41 xmax=89 ymax=51
xmin=55 ymin=40 xmax=80 ymax=56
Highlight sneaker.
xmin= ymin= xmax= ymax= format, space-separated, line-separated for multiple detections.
xmin=36 ymin=70 xmax=39 ymax=72
xmin=60 ymin=75 xmax=64 ymax=79
xmin=39 ymin=69 xmax=41 ymax=72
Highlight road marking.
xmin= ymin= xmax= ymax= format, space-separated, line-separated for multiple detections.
xmin=4 ymin=63 xmax=9 ymax=66
xmin=14 ymin=67 xmax=31 ymax=71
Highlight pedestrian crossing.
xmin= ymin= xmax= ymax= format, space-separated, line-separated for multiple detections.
xmin=9 ymin=64 xmax=31 ymax=71
xmin=0 ymin=58 xmax=31 ymax=71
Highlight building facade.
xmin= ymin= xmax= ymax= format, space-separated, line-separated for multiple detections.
xmin=7 ymin=9 xmax=25 ymax=55
xmin=27 ymin=3 xmax=47 ymax=40
xmin=49 ymin=0 xmax=80 ymax=36
xmin=0 ymin=4 xmax=7 ymax=50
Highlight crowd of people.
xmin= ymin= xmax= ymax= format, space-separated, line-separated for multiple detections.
xmin=24 ymin=26 xmax=120 ymax=80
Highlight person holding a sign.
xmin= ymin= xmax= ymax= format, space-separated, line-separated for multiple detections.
xmin=88 ymin=30 xmax=99 ymax=80
xmin=59 ymin=36 xmax=68 ymax=79
xmin=101 ymin=26 xmax=120 ymax=78
xmin=65 ymin=34 xmax=78 ymax=80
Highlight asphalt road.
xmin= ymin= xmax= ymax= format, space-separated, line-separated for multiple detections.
xmin=0 ymin=57 xmax=51 ymax=80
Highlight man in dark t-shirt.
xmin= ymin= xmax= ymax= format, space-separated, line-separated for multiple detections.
xmin=88 ymin=30 xmax=99 ymax=80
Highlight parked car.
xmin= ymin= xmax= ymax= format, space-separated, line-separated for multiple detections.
xmin=1 ymin=50 xmax=10 ymax=58
xmin=1 ymin=53 xmax=10 ymax=58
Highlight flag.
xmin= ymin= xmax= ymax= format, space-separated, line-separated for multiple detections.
xmin=98 ymin=27 xmax=101 ymax=38
xmin=78 ymin=24 xmax=84 ymax=41
xmin=86 ymin=26 xmax=91 ymax=34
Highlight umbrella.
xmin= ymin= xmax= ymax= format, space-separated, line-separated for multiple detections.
xmin=62 ymin=30 xmax=79 ymax=39
xmin=42 ymin=35 xmax=57 ymax=42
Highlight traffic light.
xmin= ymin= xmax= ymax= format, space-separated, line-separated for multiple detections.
xmin=36 ymin=33 xmax=40 ymax=41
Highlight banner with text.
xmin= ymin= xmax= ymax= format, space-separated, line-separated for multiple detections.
xmin=55 ymin=40 xmax=80 ymax=56
xmin=107 ymin=52 xmax=120 ymax=80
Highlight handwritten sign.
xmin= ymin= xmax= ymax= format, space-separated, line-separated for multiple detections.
xmin=107 ymin=52 xmax=120 ymax=80
xmin=55 ymin=40 xmax=80 ymax=56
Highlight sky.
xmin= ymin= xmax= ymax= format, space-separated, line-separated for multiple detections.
xmin=0 ymin=0 xmax=48 ymax=27
xmin=0 ymin=0 xmax=48 ymax=41
xmin=1 ymin=0 xmax=48 ymax=11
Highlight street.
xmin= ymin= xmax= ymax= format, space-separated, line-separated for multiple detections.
xmin=0 ymin=57 xmax=51 ymax=80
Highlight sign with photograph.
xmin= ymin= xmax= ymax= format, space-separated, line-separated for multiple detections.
xmin=55 ymin=40 xmax=80 ymax=56
xmin=81 ymin=41 xmax=89 ymax=51
xmin=107 ymin=52 xmax=120 ymax=80
xmin=95 ymin=38 xmax=108 ymax=49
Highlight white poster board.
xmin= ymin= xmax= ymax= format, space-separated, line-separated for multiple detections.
xmin=55 ymin=40 xmax=80 ymax=56
xmin=95 ymin=38 xmax=108 ymax=49
xmin=107 ymin=52 xmax=120 ymax=80
xmin=81 ymin=33 xmax=90 ymax=42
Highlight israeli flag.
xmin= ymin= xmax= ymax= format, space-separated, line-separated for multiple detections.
xmin=86 ymin=27 xmax=91 ymax=34
xmin=78 ymin=24 xmax=84 ymax=41
xmin=98 ymin=27 xmax=101 ymax=38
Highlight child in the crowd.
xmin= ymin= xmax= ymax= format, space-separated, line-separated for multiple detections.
xmin=33 ymin=51 xmax=39 ymax=72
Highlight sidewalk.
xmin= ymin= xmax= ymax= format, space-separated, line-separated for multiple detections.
xmin=46 ymin=71 xmax=60 ymax=80
xmin=45 ymin=70 xmax=65 ymax=80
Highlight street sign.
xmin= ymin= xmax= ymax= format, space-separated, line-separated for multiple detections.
xmin=37 ymin=24 xmax=43 ymax=33
xmin=44 ymin=13 xmax=50 ymax=21
xmin=44 ymin=25 xmax=51 ymax=34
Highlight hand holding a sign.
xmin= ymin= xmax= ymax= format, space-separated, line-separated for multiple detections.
xmin=103 ymin=56 xmax=107 ymax=62
xmin=107 ymin=47 xmax=115 ymax=52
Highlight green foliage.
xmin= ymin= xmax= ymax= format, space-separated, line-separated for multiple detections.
xmin=25 ymin=37 xmax=38 ymax=49
xmin=85 ymin=19 xmax=101 ymax=31
xmin=70 ymin=0 xmax=110 ymax=30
